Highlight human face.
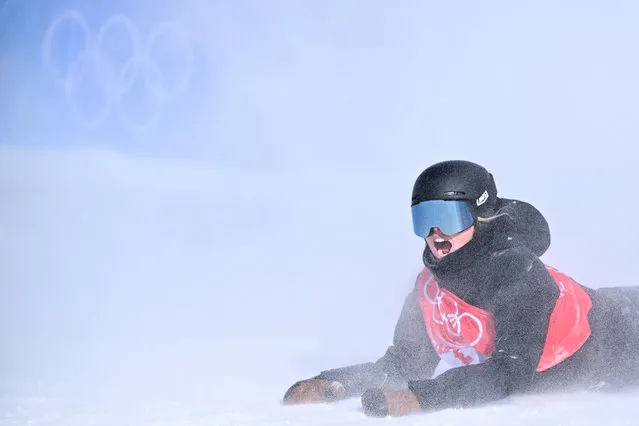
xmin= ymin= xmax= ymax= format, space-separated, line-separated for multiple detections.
xmin=425 ymin=225 xmax=475 ymax=259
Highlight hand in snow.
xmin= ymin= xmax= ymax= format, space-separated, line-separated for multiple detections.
xmin=361 ymin=388 xmax=423 ymax=417
xmin=282 ymin=379 xmax=346 ymax=405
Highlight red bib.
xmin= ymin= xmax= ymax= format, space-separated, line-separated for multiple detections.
xmin=417 ymin=265 xmax=592 ymax=372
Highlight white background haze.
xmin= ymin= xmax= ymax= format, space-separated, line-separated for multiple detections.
xmin=2 ymin=1 xmax=639 ymax=424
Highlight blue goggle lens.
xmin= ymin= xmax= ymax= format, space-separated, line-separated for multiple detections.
xmin=411 ymin=200 xmax=474 ymax=237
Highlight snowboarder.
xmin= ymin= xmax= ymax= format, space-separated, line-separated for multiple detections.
xmin=281 ymin=160 xmax=639 ymax=417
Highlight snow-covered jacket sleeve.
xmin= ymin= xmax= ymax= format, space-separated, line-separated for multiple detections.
xmin=314 ymin=286 xmax=440 ymax=397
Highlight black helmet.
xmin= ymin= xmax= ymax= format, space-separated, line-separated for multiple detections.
xmin=411 ymin=160 xmax=498 ymax=218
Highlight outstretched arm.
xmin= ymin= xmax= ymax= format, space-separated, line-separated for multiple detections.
xmin=314 ymin=288 xmax=440 ymax=396
xmin=283 ymin=284 xmax=440 ymax=403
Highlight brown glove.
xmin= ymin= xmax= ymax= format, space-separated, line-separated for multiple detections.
xmin=361 ymin=387 xmax=423 ymax=417
xmin=282 ymin=378 xmax=347 ymax=405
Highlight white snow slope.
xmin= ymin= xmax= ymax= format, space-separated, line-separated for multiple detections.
xmin=2 ymin=146 xmax=639 ymax=426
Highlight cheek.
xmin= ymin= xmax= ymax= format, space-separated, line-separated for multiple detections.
xmin=424 ymin=238 xmax=436 ymax=250
xmin=451 ymin=233 xmax=471 ymax=248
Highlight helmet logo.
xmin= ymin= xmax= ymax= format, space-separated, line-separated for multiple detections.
xmin=476 ymin=190 xmax=489 ymax=206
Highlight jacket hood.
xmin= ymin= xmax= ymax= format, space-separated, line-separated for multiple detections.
xmin=490 ymin=198 xmax=550 ymax=257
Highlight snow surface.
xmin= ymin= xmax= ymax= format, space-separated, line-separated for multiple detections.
xmin=2 ymin=146 xmax=639 ymax=426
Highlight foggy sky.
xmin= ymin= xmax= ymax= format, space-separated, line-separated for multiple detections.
xmin=2 ymin=0 xmax=639 ymax=404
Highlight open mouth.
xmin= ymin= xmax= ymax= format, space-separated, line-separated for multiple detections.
xmin=433 ymin=237 xmax=453 ymax=257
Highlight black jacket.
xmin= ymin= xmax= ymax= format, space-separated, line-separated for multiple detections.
xmin=315 ymin=198 xmax=639 ymax=411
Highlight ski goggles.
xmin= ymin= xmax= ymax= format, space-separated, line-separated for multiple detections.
xmin=411 ymin=199 xmax=474 ymax=237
